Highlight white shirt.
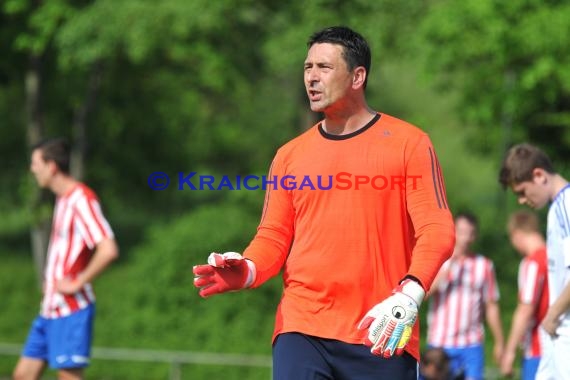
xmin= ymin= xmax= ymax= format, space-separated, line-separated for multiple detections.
xmin=546 ymin=184 xmax=570 ymax=336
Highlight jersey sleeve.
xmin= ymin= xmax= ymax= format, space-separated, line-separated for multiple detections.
xmin=74 ymin=193 xmax=114 ymax=249
xmin=483 ymin=260 xmax=500 ymax=302
xmin=404 ymin=134 xmax=455 ymax=291
xmin=518 ymin=258 xmax=545 ymax=305
xmin=557 ymin=196 xmax=570 ymax=269
xmin=564 ymin=237 xmax=570 ymax=269
xmin=243 ymin=151 xmax=295 ymax=287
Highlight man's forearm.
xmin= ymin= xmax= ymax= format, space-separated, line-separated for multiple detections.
xmin=486 ymin=301 xmax=505 ymax=345
xmin=548 ymin=279 xmax=570 ymax=321
xmin=505 ymin=303 xmax=535 ymax=354
xmin=77 ymin=238 xmax=119 ymax=285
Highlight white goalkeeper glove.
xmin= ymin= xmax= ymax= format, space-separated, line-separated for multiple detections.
xmin=357 ymin=278 xmax=425 ymax=358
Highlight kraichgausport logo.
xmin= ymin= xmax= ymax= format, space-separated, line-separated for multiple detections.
xmin=147 ymin=172 xmax=422 ymax=191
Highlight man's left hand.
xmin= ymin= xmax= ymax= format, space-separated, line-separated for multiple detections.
xmin=56 ymin=276 xmax=83 ymax=294
xmin=541 ymin=311 xmax=561 ymax=337
xmin=357 ymin=279 xmax=425 ymax=358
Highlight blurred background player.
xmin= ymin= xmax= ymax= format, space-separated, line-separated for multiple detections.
xmin=500 ymin=210 xmax=549 ymax=379
xmin=193 ymin=25 xmax=455 ymax=380
xmin=499 ymin=142 xmax=570 ymax=380
xmin=13 ymin=138 xmax=119 ymax=380
xmin=427 ymin=212 xmax=504 ymax=380
xmin=419 ymin=347 xmax=465 ymax=380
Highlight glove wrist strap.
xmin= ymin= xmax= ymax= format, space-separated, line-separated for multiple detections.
xmin=244 ymin=259 xmax=256 ymax=288
xmin=398 ymin=279 xmax=425 ymax=306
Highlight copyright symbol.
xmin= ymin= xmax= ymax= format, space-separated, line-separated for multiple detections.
xmin=148 ymin=172 xmax=170 ymax=190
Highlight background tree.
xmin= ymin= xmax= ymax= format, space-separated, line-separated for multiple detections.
xmin=412 ymin=0 xmax=570 ymax=164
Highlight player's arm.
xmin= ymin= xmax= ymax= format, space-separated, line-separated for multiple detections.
xmin=193 ymin=151 xmax=295 ymax=297
xmin=483 ymin=261 xmax=504 ymax=365
xmin=57 ymin=238 xmax=119 ymax=294
xmin=404 ymin=134 xmax=455 ymax=290
xmin=241 ymin=153 xmax=295 ymax=287
xmin=501 ymin=302 xmax=535 ymax=376
xmin=542 ymin=216 xmax=570 ymax=335
xmin=502 ymin=258 xmax=544 ymax=375
xmin=542 ymin=279 xmax=570 ymax=336
xmin=56 ymin=196 xmax=118 ymax=294
xmin=485 ymin=299 xmax=505 ymax=365
xmin=357 ymin=135 xmax=455 ymax=358
xmin=76 ymin=237 xmax=119 ymax=285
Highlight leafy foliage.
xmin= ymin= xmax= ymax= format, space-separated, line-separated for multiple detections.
xmin=91 ymin=201 xmax=281 ymax=379
xmin=412 ymin=0 xmax=570 ymax=163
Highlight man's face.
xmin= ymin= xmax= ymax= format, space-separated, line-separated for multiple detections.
xmin=30 ymin=149 xmax=54 ymax=188
xmin=454 ymin=217 xmax=476 ymax=251
xmin=304 ymin=43 xmax=355 ymax=113
xmin=511 ymin=177 xmax=549 ymax=209
xmin=508 ymin=229 xmax=526 ymax=256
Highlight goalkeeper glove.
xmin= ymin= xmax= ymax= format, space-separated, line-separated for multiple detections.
xmin=357 ymin=278 xmax=425 ymax=358
xmin=193 ymin=252 xmax=256 ymax=298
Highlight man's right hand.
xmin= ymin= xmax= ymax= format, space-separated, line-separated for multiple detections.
xmin=499 ymin=349 xmax=515 ymax=378
xmin=193 ymin=252 xmax=255 ymax=298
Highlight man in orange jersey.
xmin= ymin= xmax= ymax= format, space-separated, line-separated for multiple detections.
xmin=193 ymin=26 xmax=455 ymax=380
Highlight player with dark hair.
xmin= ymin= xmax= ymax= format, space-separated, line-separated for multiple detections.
xmin=193 ymin=26 xmax=455 ymax=379
xmin=420 ymin=347 xmax=465 ymax=380
xmin=499 ymin=143 xmax=570 ymax=380
xmin=13 ymin=138 xmax=119 ymax=380
xmin=427 ymin=212 xmax=504 ymax=380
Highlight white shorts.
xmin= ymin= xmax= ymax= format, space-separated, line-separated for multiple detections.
xmin=536 ymin=328 xmax=570 ymax=380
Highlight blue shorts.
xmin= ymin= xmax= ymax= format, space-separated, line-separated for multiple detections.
xmin=273 ymin=332 xmax=418 ymax=380
xmin=22 ymin=304 xmax=95 ymax=369
xmin=522 ymin=356 xmax=540 ymax=380
xmin=440 ymin=344 xmax=484 ymax=380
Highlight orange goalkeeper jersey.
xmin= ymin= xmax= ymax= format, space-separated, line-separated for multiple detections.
xmin=243 ymin=113 xmax=455 ymax=360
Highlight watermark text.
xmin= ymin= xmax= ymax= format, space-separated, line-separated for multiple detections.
xmin=148 ymin=172 xmax=421 ymax=191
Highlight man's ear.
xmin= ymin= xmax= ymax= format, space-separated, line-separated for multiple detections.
xmin=352 ymin=66 xmax=367 ymax=90
xmin=532 ymin=168 xmax=547 ymax=184
xmin=47 ymin=160 xmax=58 ymax=176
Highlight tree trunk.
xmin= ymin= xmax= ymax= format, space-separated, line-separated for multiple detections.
xmin=498 ymin=69 xmax=517 ymax=216
xmin=26 ymin=53 xmax=51 ymax=289
xmin=71 ymin=61 xmax=103 ymax=180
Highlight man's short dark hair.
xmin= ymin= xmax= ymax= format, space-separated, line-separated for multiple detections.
xmin=307 ymin=26 xmax=371 ymax=89
xmin=32 ymin=137 xmax=71 ymax=174
xmin=455 ymin=211 xmax=479 ymax=231
xmin=499 ymin=143 xmax=555 ymax=189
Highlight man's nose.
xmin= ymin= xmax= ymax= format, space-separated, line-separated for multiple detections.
xmin=306 ymin=69 xmax=319 ymax=83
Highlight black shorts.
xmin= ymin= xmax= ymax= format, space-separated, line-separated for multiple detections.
xmin=272 ymin=332 xmax=417 ymax=380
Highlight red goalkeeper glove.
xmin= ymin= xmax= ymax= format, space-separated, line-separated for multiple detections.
xmin=357 ymin=278 xmax=425 ymax=358
xmin=193 ymin=252 xmax=256 ymax=298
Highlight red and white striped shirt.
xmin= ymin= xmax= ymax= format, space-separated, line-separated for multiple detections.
xmin=427 ymin=255 xmax=499 ymax=348
xmin=518 ymin=247 xmax=549 ymax=358
xmin=41 ymin=183 xmax=114 ymax=319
